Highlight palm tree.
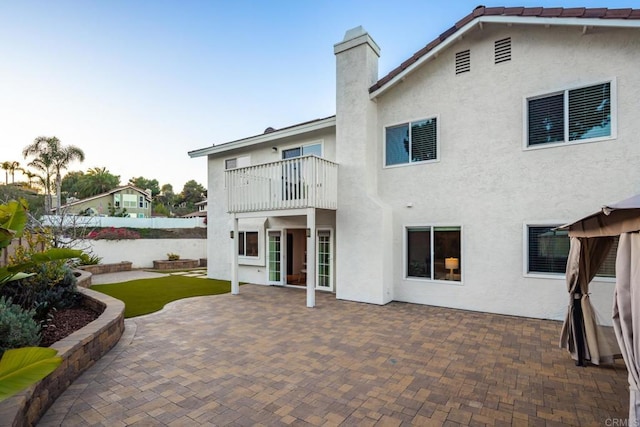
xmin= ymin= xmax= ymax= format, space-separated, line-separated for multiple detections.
xmin=22 ymin=137 xmax=85 ymax=214
xmin=0 ymin=162 xmax=10 ymax=185
xmin=8 ymin=161 xmax=20 ymax=183
xmin=21 ymin=169 xmax=38 ymax=188
xmin=80 ymin=167 xmax=120 ymax=198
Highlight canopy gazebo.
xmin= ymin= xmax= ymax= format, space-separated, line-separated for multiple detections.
xmin=559 ymin=193 xmax=640 ymax=423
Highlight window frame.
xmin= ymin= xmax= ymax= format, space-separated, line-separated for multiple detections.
xmin=238 ymin=230 xmax=259 ymax=258
xmin=224 ymin=155 xmax=251 ymax=170
xmin=523 ymin=79 xmax=616 ymax=151
xmin=280 ymin=140 xmax=324 ymax=159
xmin=384 ymin=116 xmax=440 ymax=168
xmin=403 ymin=224 xmax=463 ymax=284
xmin=522 ymin=222 xmax=616 ymax=282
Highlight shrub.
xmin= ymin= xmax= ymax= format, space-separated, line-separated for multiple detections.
xmin=0 ymin=297 xmax=41 ymax=355
xmin=85 ymin=227 xmax=141 ymax=240
xmin=75 ymin=252 xmax=102 ymax=266
xmin=167 ymin=253 xmax=180 ymax=261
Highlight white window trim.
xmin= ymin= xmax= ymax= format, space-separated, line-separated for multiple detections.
xmin=522 ymin=78 xmax=617 ymax=151
xmin=280 ymin=140 xmax=324 ymax=158
xmin=403 ymin=223 xmax=463 ymax=285
xmin=224 ymin=155 xmax=251 ymax=170
xmin=523 ymin=221 xmax=568 ymax=280
xmin=383 ymin=115 xmax=440 ymax=169
xmin=238 ymin=229 xmax=263 ymax=266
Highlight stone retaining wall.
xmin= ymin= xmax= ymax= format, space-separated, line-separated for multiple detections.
xmin=152 ymin=259 xmax=199 ymax=270
xmin=0 ymin=287 xmax=125 ymax=427
xmin=78 ymin=261 xmax=132 ymax=275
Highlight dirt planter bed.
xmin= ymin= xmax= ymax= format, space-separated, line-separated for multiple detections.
xmin=153 ymin=259 xmax=199 ymax=270
xmin=0 ymin=287 xmax=125 ymax=427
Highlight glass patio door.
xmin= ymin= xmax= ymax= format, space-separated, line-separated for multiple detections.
xmin=316 ymin=229 xmax=333 ymax=291
xmin=267 ymin=230 xmax=283 ymax=285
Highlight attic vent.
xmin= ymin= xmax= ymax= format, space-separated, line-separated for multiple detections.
xmin=455 ymin=50 xmax=470 ymax=75
xmin=264 ymin=127 xmax=276 ymax=134
xmin=495 ymin=37 xmax=511 ymax=64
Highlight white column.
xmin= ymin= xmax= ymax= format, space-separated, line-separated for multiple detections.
xmin=231 ymin=216 xmax=239 ymax=295
xmin=306 ymin=208 xmax=316 ymax=307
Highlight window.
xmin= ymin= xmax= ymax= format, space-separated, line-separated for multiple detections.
xmin=123 ymin=194 xmax=137 ymax=208
xmin=527 ymin=226 xmax=569 ymax=274
xmin=139 ymin=196 xmax=144 ymax=208
xmin=113 ymin=194 xmax=121 ymax=208
xmin=385 ymin=118 xmax=437 ymax=166
xmin=406 ymin=226 xmax=461 ymax=281
xmin=282 ymin=142 xmax=322 ymax=159
xmin=527 ymin=82 xmax=612 ymax=147
xmin=525 ymin=224 xmax=618 ymax=277
xmin=238 ymin=231 xmax=258 ymax=257
xmin=225 ymin=155 xmax=250 ymax=170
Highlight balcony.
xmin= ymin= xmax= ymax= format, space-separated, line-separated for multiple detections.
xmin=225 ymin=156 xmax=338 ymax=213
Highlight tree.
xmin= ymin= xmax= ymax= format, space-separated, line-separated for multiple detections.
xmin=8 ymin=162 xmax=20 ymax=184
xmin=20 ymin=169 xmax=38 ymax=189
xmin=173 ymin=180 xmax=206 ymax=216
xmin=128 ymin=177 xmax=160 ymax=197
xmin=60 ymin=171 xmax=85 ymax=202
xmin=22 ymin=137 xmax=85 ymax=214
xmin=79 ymin=167 xmax=120 ymax=198
xmin=154 ymin=183 xmax=176 ymax=216
xmin=1 ymin=162 xmax=9 ymax=185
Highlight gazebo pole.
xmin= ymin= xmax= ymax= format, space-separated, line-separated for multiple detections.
xmin=573 ymin=294 xmax=585 ymax=366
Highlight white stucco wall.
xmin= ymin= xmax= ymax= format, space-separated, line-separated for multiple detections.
xmin=373 ymin=24 xmax=640 ymax=325
xmin=84 ymin=239 xmax=206 ymax=268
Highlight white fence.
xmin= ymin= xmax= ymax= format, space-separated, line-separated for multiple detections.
xmin=41 ymin=215 xmax=206 ymax=229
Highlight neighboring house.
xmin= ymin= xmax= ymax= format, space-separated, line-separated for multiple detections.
xmin=53 ymin=185 xmax=152 ymax=218
xmin=189 ymin=6 xmax=640 ymax=324
xmin=182 ymin=199 xmax=207 ymax=218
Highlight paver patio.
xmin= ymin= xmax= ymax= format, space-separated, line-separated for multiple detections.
xmin=39 ymin=284 xmax=628 ymax=426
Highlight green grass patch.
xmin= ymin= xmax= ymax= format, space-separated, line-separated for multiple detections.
xmin=91 ymin=276 xmax=231 ymax=318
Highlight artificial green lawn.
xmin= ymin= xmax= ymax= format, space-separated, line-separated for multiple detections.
xmin=91 ymin=276 xmax=231 ymax=318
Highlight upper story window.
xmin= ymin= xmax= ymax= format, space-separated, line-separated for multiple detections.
xmin=113 ymin=194 xmax=121 ymax=208
xmin=385 ymin=118 xmax=438 ymax=167
xmin=139 ymin=195 xmax=144 ymax=208
xmin=282 ymin=142 xmax=322 ymax=159
xmin=526 ymin=82 xmax=613 ymax=148
xmin=122 ymin=194 xmax=137 ymax=208
xmin=225 ymin=155 xmax=250 ymax=170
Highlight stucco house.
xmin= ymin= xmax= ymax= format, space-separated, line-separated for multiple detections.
xmin=189 ymin=6 xmax=640 ymax=325
xmin=53 ymin=184 xmax=152 ymax=218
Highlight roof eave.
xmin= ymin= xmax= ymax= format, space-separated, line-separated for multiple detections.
xmin=369 ymin=15 xmax=640 ymax=100
xmin=188 ymin=116 xmax=337 ymax=158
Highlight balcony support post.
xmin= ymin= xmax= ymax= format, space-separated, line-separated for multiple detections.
xmin=231 ymin=215 xmax=239 ymax=295
xmin=306 ymin=207 xmax=316 ymax=308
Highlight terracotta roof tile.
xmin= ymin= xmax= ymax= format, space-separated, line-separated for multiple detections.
xmin=604 ymin=8 xmax=633 ymax=18
xmin=370 ymin=6 xmax=640 ymax=94
xmin=583 ymin=8 xmax=608 ymax=18
xmin=560 ymin=8 xmax=586 ymax=17
xmin=540 ymin=7 xmax=564 ymax=17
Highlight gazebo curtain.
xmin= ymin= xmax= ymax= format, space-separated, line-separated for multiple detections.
xmin=560 ymin=236 xmax=615 ymax=365
xmin=613 ymin=232 xmax=640 ymax=423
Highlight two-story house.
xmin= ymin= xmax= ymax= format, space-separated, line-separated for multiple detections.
xmin=53 ymin=184 xmax=153 ymax=218
xmin=189 ymin=6 xmax=640 ymax=324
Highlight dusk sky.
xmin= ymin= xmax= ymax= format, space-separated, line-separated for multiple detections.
xmin=1 ymin=1 xmax=636 ymax=191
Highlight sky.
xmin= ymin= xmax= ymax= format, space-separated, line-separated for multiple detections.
xmin=1 ymin=0 xmax=637 ymax=191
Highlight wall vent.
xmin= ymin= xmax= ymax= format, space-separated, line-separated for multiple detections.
xmin=455 ymin=49 xmax=471 ymax=74
xmin=495 ymin=37 xmax=511 ymax=64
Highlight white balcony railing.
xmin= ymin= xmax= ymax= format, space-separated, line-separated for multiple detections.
xmin=225 ymin=156 xmax=338 ymax=213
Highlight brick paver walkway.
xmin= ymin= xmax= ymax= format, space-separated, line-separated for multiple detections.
xmin=40 ymin=285 xmax=628 ymax=426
